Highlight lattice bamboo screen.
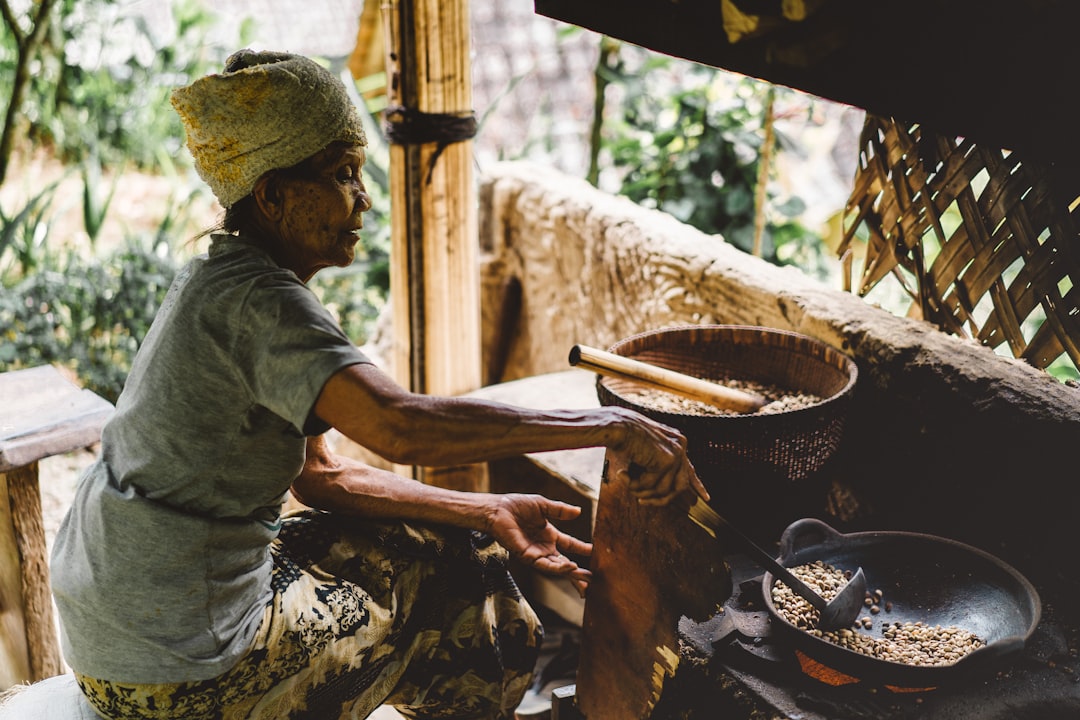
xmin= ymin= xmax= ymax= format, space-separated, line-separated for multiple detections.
xmin=839 ymin=115 xmax=1080 ymax=376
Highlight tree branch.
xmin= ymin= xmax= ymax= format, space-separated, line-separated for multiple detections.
xmin=0 ymin=0 xmax=26 ymax=45
xmin=0 ymin=0 xmax=60 ymax=186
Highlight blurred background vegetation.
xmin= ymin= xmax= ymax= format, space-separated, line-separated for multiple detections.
xmin=1 ymin=0 xmax=394 ymax=401
xmin=3 ymin=0 xmax=1071 ymax=404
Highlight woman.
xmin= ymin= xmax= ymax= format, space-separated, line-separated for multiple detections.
xmin=50 ymin=50 xmax=707 ymax=720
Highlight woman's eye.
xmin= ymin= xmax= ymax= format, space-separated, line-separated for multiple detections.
xmin=336 ymin=167 xmax=355 ymax=182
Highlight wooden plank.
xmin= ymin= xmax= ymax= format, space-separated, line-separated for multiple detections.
xmin=465 ymin=369 xmax=606 ymax=501
xmin=575 ymin=450 xmax=733 ymax=719
xmin=525 ymin=447 xmax=604 ymax=505
xmin=466 ymin=369 xmax=599 ymax=412
xmin=0 ymin=365 xmax=113 ymax=472
xmin=0 ymin=410 xmax=111 ymax=474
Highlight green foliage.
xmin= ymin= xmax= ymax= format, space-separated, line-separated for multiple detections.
xmin=0 ymin=177 xmax=64 ymax=283
xmin=1 ymin=58 xmax=393 ymax=397
xmin=5 ymin=0 xmax=226 ymax=171
xmin=598 ymin=46 xmax=828 ymax=276
xmin=80 ymin=150 xmax=118 ymax=248
xmin=0 ymin=0 xmax=243 ymax=399
xmin=0 ymin=234 xmax=178 ymax=403
xmin=0 ymin=152 xmax=389 ymax=400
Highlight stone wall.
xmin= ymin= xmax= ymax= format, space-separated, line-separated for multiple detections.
xmin=476 ymin=161 xmax=1080 ymax=600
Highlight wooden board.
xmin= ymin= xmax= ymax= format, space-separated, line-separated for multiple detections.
xmin=466 ymin=369 xmax=606 ymax=501
xmin=575 ymin=451 xmax=733 ymax=719
xmin=0 ymin=365 xmax=113 ymax=472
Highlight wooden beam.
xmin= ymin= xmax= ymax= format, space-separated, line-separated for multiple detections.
xmin=382 ymin=0 xmax=485 ymax=490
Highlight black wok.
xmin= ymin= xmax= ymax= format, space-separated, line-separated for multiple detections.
xmin=761 ymin=518 xmax=1041 ymax=688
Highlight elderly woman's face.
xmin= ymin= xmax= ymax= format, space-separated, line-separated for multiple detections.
xmin=275 ymin=143 xmax=372 ymax=280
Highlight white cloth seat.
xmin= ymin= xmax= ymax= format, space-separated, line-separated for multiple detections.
xmin=0 ymin=674 xmax=100 ymax=720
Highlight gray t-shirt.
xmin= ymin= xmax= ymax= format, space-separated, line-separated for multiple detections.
xmin=50 ymin=235 xmax=370 ymax=682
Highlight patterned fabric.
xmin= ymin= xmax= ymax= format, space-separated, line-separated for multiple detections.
xmin=75 ymin=509 xmax=542 ymax=720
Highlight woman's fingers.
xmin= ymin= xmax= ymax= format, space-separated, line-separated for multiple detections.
xmin=540 ymin=499 xmax=583 ymax=522
xmin=619 ymin=417 xmax=710 ymax=504
xmin=555 ymin=532 xmax=592 ymax=558
xmin=569 ymin=568 xmax=592 ymax=598
xmin=531 ymin=554 xmax=592 ymax=597
xmin=624 ymin=461 xmax=678 ymax=501
xmin=687 ymin=465 xmax=710 ymax=501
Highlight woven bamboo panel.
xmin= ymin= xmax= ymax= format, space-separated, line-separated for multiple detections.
xmin=839 ymin=115 xmax=1080 ymax=375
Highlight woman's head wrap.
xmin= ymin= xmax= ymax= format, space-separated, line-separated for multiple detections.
xmin=170 ymin=49 xmax=368 ymax=208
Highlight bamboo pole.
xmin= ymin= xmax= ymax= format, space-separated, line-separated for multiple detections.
xmin=751 ymin=85 xmax=776 ymax=258
xmin=569 ymin=345 xmax=767 ymax=413
xmin=382 ymin=0 xmax=485 ymax=490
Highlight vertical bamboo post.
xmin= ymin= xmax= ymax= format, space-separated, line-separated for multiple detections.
xmin=751 ymin=85 xmax=776 ymax=258
xmin=382 ymin=0 xmax=487 ymax=490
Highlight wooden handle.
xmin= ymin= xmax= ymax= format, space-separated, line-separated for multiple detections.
xmin=569 ymin=344 xmax=766 ymax=414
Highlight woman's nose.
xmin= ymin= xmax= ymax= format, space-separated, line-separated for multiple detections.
xmin=357 ymin=190 xmax=373 ymax=213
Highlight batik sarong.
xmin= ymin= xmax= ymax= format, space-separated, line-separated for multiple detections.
xmin=76 ymin=509 xmax=543 ymax=720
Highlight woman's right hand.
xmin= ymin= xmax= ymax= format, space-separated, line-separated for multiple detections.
xmin=606 ymin=406 xmax=709 ymax=506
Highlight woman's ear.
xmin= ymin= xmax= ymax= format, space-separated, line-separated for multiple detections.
xmin=252 ymin=173 xmax=285 ymax=222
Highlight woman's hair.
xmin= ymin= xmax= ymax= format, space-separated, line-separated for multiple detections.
xmin=221 ymin=197 xmax=259 ymax=235
xmin=192 ymin=197 xmax=255 ymax=243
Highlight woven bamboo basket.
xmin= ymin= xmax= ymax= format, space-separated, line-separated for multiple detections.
xmin=596 ymin=325 xmax=857 ymax=533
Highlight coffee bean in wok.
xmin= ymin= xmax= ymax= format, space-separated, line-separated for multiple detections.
xmin=770 ymin=560 xmax=986 ymax=667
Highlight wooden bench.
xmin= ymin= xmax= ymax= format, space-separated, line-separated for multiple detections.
xmin=0 ymin=365 xmax=113 ymax=689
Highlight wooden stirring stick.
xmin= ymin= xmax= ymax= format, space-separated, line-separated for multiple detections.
xmin=569 ymin=344 xmax=767 ymax=414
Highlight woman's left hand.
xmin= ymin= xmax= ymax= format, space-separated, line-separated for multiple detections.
xmin=486 ymin=493 xmax=593 ymax=598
